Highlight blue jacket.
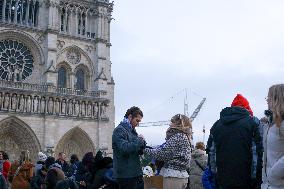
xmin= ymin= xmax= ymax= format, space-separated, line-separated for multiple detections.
xmin=112 ymin=122 xmax=145 ymax=179
xmin=202 ymin=168 xmax=216 ymax=189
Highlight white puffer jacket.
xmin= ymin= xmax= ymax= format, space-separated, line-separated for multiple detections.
xmin=262 ymin=121 xmax=284 ymax=189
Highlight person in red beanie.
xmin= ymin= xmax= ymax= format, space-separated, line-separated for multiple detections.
xmin=231 ymin=94 xmax=254 ymax=116
xmin=206 ymin=94 xmax=262 ymax=189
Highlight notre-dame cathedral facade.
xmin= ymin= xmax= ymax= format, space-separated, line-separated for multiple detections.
xmin=0 ymin=0 xmax=115 ymax=160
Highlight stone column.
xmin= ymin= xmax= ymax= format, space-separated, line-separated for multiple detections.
xmin=8 ymin=0 xmax=12 ymax=23
xmin=37 ymin=1 xmax=46 ymax=28
xmin=20 ymin=0 xmax=24 ymax=24
xmin=75 ymin=9 xmax=78 ymax=36
xmin=13 ymin=0 xmax=19 ymax=23
xmin=2 ymin=0 xmax=6 ymax=22
xmin=85 ymin=11 xmax=88 ymax=38
xmin=25 ymin=0 xmax=30 ymax=25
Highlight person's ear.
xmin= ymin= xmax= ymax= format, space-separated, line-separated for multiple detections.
xmin=128 ymin=114 xmax=132 ymax=121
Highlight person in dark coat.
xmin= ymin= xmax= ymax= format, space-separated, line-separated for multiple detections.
xmin=0 ymin=172 xmax=7 ymax=189
xmin=30 ymin=166 xmax=48 ymax=189
xmin=91 ymin=157 xmax=114 ymax=189
xmin=55 ymin=152 xmax=70 ymax=176
xmin=45 ymin=156 xmax=55 ymax=170
xmin=206 ymin=94 xmax=262 ymax=189
xmin=67 ymin=154 xmax=80 ymax=179
xmin=112 ymin=106 xmax=146 ymax=189
xmin=75 ymin=152 xmax=94 ymax=189
xmin=45 ymin=166 xmax=65 ymax=189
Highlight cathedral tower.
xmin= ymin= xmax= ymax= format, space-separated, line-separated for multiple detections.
xmin=0 ymin=0 xmax=115 ymax=160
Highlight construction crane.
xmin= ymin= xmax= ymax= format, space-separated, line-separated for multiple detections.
xmin=139 ymin=98 xmax=206 ymax=127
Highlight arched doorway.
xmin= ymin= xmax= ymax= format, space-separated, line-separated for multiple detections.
xmin=0 ymin=116 xmax=41 ymax=161
xmin=55 ymin=127 xmax=95 ymax=159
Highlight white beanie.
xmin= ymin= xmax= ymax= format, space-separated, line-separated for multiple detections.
xmin=38 ymin=152 xmax=47 ymax=162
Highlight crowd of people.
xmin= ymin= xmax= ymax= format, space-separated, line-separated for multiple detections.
xmin=0 ymin=150 xmax=117 ymax=189
xmin=0 ymin=83 xmax=284 ymax=189
xmin=112 ymin=83 xmax=284 ymax=189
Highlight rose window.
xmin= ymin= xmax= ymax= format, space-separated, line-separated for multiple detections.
xmin=0 ymin=40 xmax=34 ymax=81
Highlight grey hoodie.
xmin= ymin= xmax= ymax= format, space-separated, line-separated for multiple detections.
xmin=189 ymin=149 xmax=207 ymax=189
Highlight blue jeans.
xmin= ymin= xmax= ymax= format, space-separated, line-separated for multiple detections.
xmin=117 ymin=176 xmax=144 ymax=189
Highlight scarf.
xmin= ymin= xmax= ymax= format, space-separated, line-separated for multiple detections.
xmin=122 ymin=117 xmax=132 ymax=129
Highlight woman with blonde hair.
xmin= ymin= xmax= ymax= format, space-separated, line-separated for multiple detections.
xmin=11 ymin=150 xmax=33 ymax=189
xmin=262 ymin=84 xmax=284 ymax=189
xmin=144 ymin=114 xmax=192 ymax=189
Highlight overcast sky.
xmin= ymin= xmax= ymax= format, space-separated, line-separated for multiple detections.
xmin=110 ymin=0 xmax=284 ymax=146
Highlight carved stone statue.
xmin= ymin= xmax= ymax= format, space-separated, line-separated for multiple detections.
xmin=0 ymin=92 xmax=2 ymax=109
xmin=48 ymin=98 xmax=54 ymax=114
xmin=61 ymin=99 xmax=66 ymax=115
xmin=93 ymin=103 xmax=99 ymax=118
xmin=81 ymin=101 xmax=86 ymax=117
xmin=19 ymin=94 xmax=25 ymax=112
xmin=100 ymin=102 xmax=107 ymax=118
xmin=40 ymin=97 xmax=46 ymax=113
xmin=26 ymin=96 xmax=32 ymax=112
xmin=68 ymin=100 xmax=73 ymax=115
xmin=55 ymin=98 xmax=60 ymax=115
xmin=11 ymin=94 xmax=17 ymax=111
xmin=74 ymin=100 xmax=79 ymax=116
xmin=4 ymin=93 xmax=10 ymax=110
xmin=87 ymin=102 xmax=92 ymax=117
xmin=33 ymin=96 xmax=39 ymax=113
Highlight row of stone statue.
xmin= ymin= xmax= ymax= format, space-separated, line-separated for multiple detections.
xmin=0 ymin=92 xmax=108 ymax=118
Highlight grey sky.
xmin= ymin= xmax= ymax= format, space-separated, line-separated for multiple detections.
xmin=111 ymin=0 xmax=284 ymax=145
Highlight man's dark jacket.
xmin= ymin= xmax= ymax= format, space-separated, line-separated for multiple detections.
xmin=207 ymin=107 xmax=262 ymax=188
xmin=112 ymin=122 xmax=145 ymax=179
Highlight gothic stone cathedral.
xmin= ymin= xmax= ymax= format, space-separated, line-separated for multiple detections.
xmin=0 ymin=0 xmax=115 ymax=160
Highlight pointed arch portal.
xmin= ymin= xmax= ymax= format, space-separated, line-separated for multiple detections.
xmin=55 ymin=127 xmax=95 ymax=159
xmin=0 ymin=116 xmax=41 ymax=161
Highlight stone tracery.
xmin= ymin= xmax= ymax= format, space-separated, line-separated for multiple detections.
xmin=0 ymin=40 xmax=34 ymax=81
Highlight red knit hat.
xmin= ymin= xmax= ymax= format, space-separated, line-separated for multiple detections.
xmin=231 ymin=94 xmax=253 ymax=116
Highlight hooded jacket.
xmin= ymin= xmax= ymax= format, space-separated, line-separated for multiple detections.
xmin=207 ymin=106 xmax=262 ymax=188
xmin=189 ymin=149 xmax=207 ymax=189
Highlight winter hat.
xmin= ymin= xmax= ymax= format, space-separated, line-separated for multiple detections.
xmin=38 ymin=152 xmax=47 ymax=162
xmin=231 ymin=94 xmax=253 ymax=116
